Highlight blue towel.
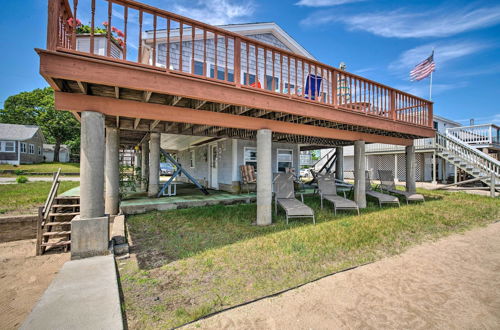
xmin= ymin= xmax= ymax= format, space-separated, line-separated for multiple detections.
xmin=305 ymin=74 xmax=322 ymax=100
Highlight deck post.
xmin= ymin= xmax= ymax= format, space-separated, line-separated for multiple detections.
xmin=257 ymin=129 xmax=272 ymax=225
xmin=148 ymin=133 xmax=160 ymax=197
xmin=335 ymin=146 xmax=344 ymax=181
xmin=354 ymin=140 xmax=366 ymax=208
xmin=141 ymin=140 xmax=149 ymax=191
xmin=105 ymin=127 xmax=120 ymax=215
xmin=432 ymin=151 xmax=437 ymax=184
xmin=406 ymin=144 xmax=416 ymax=193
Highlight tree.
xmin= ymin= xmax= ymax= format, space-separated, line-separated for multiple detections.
xmin=0 ymin=87 xmax=80 ymax=162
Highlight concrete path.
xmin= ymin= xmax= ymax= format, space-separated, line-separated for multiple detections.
xmin=21 ymin=255 xmax=123 ymax=330
xmin=187 ymin=222 xmax=500 ymax=329
xmin=0 ymin=177 xmax=79 ymax=184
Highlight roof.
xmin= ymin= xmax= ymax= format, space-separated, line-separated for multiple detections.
xmin=434 ymin=115 xmax=462 ymax=127
xmin=144 ymin=22 xmax=315 ymax=60
xmin=0 ymin=123 xmax=42 ymax=141
xmin=43 ymin=144 xmax=69 ymax=151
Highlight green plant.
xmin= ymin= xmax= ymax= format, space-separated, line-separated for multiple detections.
xmin=16 ymin=176 xmax=28 ymax=184
xmin=14 ymin=169 xmax=26 ymax=175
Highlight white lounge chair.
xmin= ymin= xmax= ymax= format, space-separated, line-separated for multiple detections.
xmin=274 ymin=172 xmax=315 ymax=224
xmin=317 ymin=173 xmax=359 ymax=215
xmin=378 ymin=170 xmax=424 ymax=204
xmin=365 ymin=171 xmax=400 ymax=207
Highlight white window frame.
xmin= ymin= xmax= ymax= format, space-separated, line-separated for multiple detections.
xmin=189 ymin=149 xmax=196 ymax=168
xmin=20 ymin=142 xmax=27 ymax=153
xmin=277 ymin=148 xmax=293 ymax=173
xmin=1 ymin=141 xmax=16 ymax=153
xmin=244 ymin=147 xmax=257 ymax=170
xmin=29 ymin=144 xmax=35 ymax=154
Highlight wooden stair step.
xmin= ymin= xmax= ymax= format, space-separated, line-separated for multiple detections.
xmin=45 ymin=221 xmax=72 ymax=226
xmin=41 ymin=241 xmax=71 ymax=247
xmin=52 ymin=204 xmax=80 ymax=208
xmin=55 ymin=196 xmax=80 ymax=200
xmin=48 ymin=212 xmax=80 ymax=217
xmin=43 ymin=231 xmax=71 ymax=237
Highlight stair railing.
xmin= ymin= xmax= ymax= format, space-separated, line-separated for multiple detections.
xmin=436 ymin=132 xmax=500 ymax=177
xmin=36 ymin=168 xmax=61 ymax=256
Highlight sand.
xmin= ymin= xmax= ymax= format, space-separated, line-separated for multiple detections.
xmin=0 ymin=239 xmax=69 ymax=329
xmin=187 ymin=222 xmax=500 ymax=329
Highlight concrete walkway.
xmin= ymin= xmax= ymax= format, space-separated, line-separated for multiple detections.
xmin=186 ymin=222 xmax=500 ymax=329
xmin=21 ymin=255 xmax=123 ymax=330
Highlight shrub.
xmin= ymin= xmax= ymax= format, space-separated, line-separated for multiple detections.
xmin=14 ymin=169 xmax=26 ymax=175
xmin=16 ymin=176 xmax=28 ymax=184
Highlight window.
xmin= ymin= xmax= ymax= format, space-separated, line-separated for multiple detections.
xmin=244 ymin=147 xmax=257 ymax=170
xmin=29 ymin=144 xmax=35 ymax=154
xmin=1 ymin=141 xmax=16 ymax=153
xmin=20 ymin=142 xmax=27 ymax=153
xmin=189 ymin=149 xmax=195 ymax=168
xmin=433 ymin=121 xmax=439 ymax=130
xmin=38 ymin=146 xmax=42 ymax=155
xmin=210 ymin=64 xmax=234 ymax=82
xmin=277 ymin=149 xmax=293 ymax=173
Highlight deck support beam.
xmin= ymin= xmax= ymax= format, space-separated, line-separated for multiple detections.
xmin=406 ymin=144 xmax=416 ymax=193
xmin=105 ymin=127 xmax=120 ymax=215
xmin=148 ymin=132 xmax=160 ymax=197
xmin=354 ymin=140 xmax=366 ymax=209
xmin=257 ymin=129 xmax=272 ymax=226
xmin=335 ymin=146 xmax=344 ymax=181
xmin=141 ymin=139 xmax=149 ymax=191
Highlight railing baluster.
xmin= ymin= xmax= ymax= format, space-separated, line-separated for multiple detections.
xmin=225 ymin=36 xmax=228 ymax=81
xmin=153 ymin=15 xmax=157 ymax=67
xmin=191 ymin=24 xmax=195 ymax=74
xmin=202 ymin=29 xmax=206 ymax=76
xmin=234 ymin=37 xmax=241 ymax=86
xmin=106 ymin=0 xmax=112 ymax=57
xmin=271 ymin=50 xmax=275 ymax=91
xmin=255 ymin=45 xmax=259 ymax=86
xmin=179 ymin=22 xmax=183 ymax=71
xmin=263 ymin=49 xmax=267 ymax=90
xmin=123 ymin=5 xmax=127 ymax=60
xmin=138 ymin=10 xmax=143 ymax=64
xmin=279 ymin=54 xmax=283 ymax=93
xmin=71 ymin=0 xmax=78 ymax=49
xmin=287 ymin=56 xmax=291 ymax=96
xmin=166 ymin=18 xmax=170 ymax=70
xmin=246 ymin=43 xmax=249 ymax=85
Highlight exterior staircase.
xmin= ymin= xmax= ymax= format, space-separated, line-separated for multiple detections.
xmin=435 ymin=131 xmax=500 ymax=192
xmin=36 ymin=170 xmax=80 ymax=255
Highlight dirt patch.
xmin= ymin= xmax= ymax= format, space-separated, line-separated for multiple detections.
xmin=0 ymin=239 xmax=69 ymax=329
xmin=187 ymin=222 xmax=500 ymax=329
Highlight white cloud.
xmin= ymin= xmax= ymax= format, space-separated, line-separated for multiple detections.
xmin=454 ymin=114 xmax=500 ymax=125
xmin=301 ymin=5 xmax=500 ymax=38
xmin=389 ymin=41 xmax=490 ymax=73
xmin=296 ymin=0 xmax=364 ymax=7
xmin=173 ymin=0 xmax=255 ymax=25
xmin=395 ymin=81 xmax=468 ymax=99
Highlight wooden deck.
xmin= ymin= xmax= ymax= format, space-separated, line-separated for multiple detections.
xmin=39 ymin=0 xmax=435 ymax=147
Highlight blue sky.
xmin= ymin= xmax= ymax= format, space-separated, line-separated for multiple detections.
xmin=1 ymin=0 xmax=499 ymax=124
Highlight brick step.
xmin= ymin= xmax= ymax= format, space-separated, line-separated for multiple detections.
xmin=45 ymin=221 xmax=72 ymax=226
xmin=48 ymin=212 xmax=79 ymax=217
xmin=41 ymin=241 xmax=71 ymax=247
xmin=43 ymin=231 xmax=71 ymax=237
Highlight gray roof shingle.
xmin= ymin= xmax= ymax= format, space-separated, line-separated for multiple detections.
xmin=0 ymin=123 xmax=41 ymax=141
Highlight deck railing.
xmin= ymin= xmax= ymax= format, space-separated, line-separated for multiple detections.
xmin=47 ymin=0 xmax=433 ymax=128
xmin=446 ymin=124 xmax=500 ymax=146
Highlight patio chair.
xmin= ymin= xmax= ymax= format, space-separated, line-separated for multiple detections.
xmin=317 ymin=173 xmax=359 ymax=215
xmin=378 ymin=170 xmax=425 ymax=204
xmin=274 ymin=172 xmax=315 ymax=224
xmin=365 ymin=171 xmax=400 ymax=208
xmin=240 ymin=165 xmax=256 ymax=194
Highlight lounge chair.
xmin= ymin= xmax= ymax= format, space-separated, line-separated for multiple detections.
xmin=317 ymin=173 xmax=359 ymax=215
xmin=274 ymin=172 xmax=315 ymax=224
xmin=365 ymin=171 xmax=400 ymax=208
xmin=378 ymin=170 xmax=425 ymax=204
xmin=240 ymin=164 xmax=256 ymax=194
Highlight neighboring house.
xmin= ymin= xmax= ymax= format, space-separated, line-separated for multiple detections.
xmin=0 ymin=123 xmax=45 ymax=165
xmin=43 ymin=144 xmax=71 ymax=162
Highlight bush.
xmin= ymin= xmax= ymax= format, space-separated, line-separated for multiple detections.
xmin=16 ymin=176 xmax=28 ymax=184
xmin=14 ymin=169 xmax=26 ymax=175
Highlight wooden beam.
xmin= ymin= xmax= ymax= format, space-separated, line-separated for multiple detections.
xmin=46 ymin=77 xmax=62 ymax=92
xmin=143 ymin=91 xmax=152 ymax=102
xmin=38 ymin=50 xmax=434 ymax=138
xmin=72 ymin=111 xmax=81 ymax=122
xmin=171 ymin=95 xmax=182 ymax=106
xmin=116 ymin=116 xmax=120 ymax=128
xmin=55 ymin=92 xmax=414 ymax=145
xmin=150 ymin=120 xmax=160 ymax=130
xmin=76 ymin=81 xmax=88 ymax=94
xmin=194 ymin=100 xmax=207 ymax=109
xmin=114 ymin=86 xmax=120 ymax=99
xmin=134 ymin=118 xmax=141 ymax=129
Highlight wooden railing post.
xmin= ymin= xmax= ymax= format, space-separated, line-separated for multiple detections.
xmin=234 ymin=37 xmax=241 ymax=87
xmin=428 ymin=102 xmax=434 ymax=128
xmin=47 ymin=0 xmax=61 ymax=50
xmin=390 ymin=90 xmax=396 ymax=120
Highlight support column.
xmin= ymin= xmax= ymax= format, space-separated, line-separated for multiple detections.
xmin=406 ymin=144 xmax=416 ymax=193
xmin=257 ymin=129 xmax=272 ymax=225
xmin=105 ymin=127 xmax=120 ymax=215
xmin=80 ymin=111 xmax=105 ymax=218
xmin=335 ymin=146 xmax=344 ymax=181
xmin=73 ymin=111 xmax=108 ymax=259
xmin=141 ymin=140 xmax=149 ymax=191
xmin=354 ymin=140 xmax=366 ymax=209
xmin=148 ymin=133 xmax=160 ymax=197
xmin=394 ymin=154 xmax=399 ymax=183
xmin=432 ymin=151 xmax=437 ymax=184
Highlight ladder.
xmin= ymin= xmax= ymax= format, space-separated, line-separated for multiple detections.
xmin=36 ymin=169 xmax=80 ymax=255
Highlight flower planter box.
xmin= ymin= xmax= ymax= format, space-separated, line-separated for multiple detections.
xmin=76 ymin=34 xmax=123 ymax=59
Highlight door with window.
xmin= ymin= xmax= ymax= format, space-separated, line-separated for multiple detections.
xmin=210 ymin=144 xmax=218 ymax=189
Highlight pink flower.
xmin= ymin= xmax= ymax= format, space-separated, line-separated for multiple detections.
xmin=111 ymin=26 xmax=118 ymax=33
xmin=67 ymin=17 xmax=81 ymax=27
xmin=102 ymin=21 xmax=108 ymax=26
xmin=116 ymin=30 xmax=125 ymax=38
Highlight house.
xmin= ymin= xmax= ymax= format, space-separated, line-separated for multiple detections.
xmin=39 ymin=0 xmax=436 ymax=257
xmin=0 ymin=123 xmax=45 ymax=165
xmin=43 ymin=144 xmax=71 ymax=162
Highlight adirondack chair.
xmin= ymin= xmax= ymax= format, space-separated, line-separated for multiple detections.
xmin=274 ymin=172 xmax=315 ymax=224
xmin=240 ymin=164 xmax=256 ymax=194
xmin=378 ymin=170 xmax=425 ymax=204
xmin=365 ymin=171 xmax=400 ymax=207
xmin=317 ymin=173 xmax=359 ymax=215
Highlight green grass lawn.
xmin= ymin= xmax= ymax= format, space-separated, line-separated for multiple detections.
xmin=120 ymin=189 xmax=500 ymax=329
xmin=0 ymin=162 xmax=80 ymax=174
xmin=0 ymin=181 xmax=80 ymax=215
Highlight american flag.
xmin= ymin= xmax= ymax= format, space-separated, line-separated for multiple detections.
xmin=410 ymin=51 xmax=435 ymax=81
